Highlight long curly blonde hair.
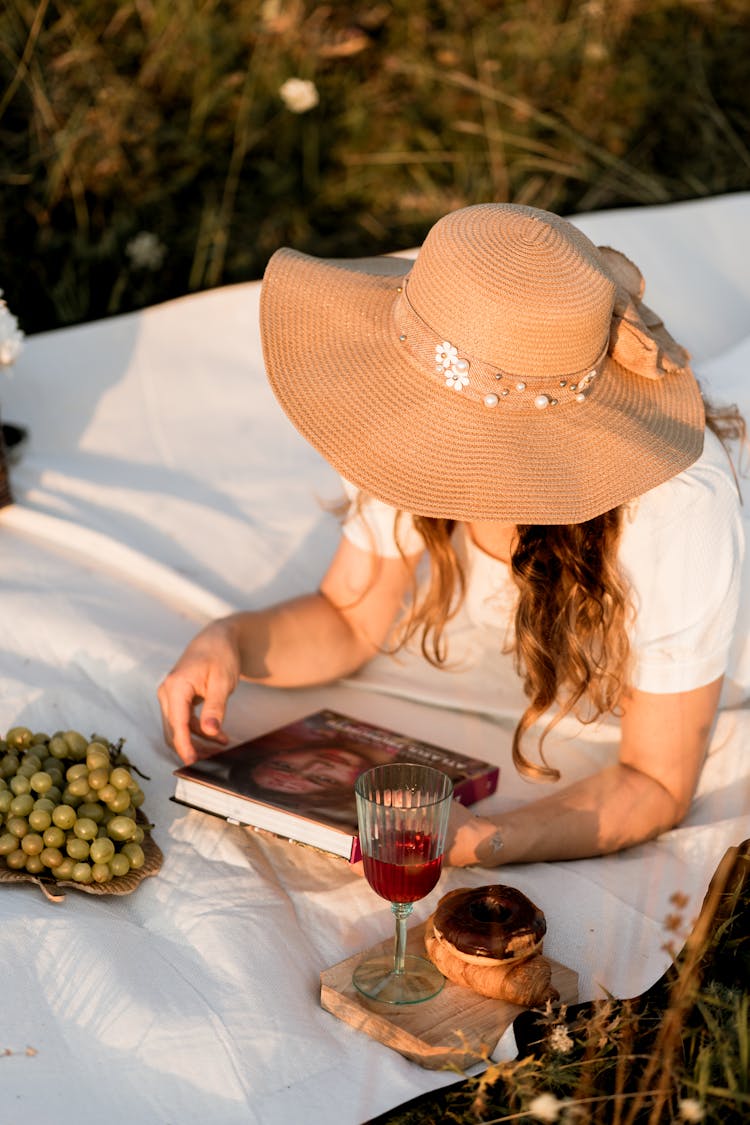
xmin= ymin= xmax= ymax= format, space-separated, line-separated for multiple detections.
xmin=378 ymin=401 xmax=745 ymax=783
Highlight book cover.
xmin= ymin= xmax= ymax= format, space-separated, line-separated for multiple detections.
xmin=172 ymin=709 xmax=499 ymax=863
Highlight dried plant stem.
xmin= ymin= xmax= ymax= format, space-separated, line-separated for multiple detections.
xmin=623 ymin=844 xmax=744 ymax=1125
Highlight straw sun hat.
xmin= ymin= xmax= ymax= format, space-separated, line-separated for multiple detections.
xmin=260 ymin=203 xmax=704 ymax=524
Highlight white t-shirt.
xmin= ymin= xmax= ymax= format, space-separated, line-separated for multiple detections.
xmin=341 ymin=428 xmax=745 ymax=696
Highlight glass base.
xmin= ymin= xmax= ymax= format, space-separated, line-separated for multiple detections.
xmin=353 ymin=953 xmax=445 ymax=1005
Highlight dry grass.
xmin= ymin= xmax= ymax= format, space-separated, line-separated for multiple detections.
xmin=371 ymin=842 xmax=750 ymax=1125
xmin=1 ymin=0 xmax=749 ymax=332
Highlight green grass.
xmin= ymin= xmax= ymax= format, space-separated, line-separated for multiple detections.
xmin=1 ymin=0 xmax=749 ymax=333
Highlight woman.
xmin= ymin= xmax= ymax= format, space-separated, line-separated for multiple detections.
xmin=158 ymin=203 xmax=745 ymax=868
xmin=191 ymin=736 xmax=392 ymax=825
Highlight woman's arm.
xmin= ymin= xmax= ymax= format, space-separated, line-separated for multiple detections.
xmin=158 ymin=537 xmax=420 ymax=763
xmin=447 ymin=677 xmax=722 ymax=866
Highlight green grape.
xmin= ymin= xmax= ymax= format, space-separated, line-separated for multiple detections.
xmin=121 ymin=842 xmax=145 ymax=869
xmin=47 ymin=736 xmax=70 ymax=760
xmin=0 ymin=754 xmax=19 ymax=777
xmin=40 ymin=847 xmax=63 ymax=869
xmin=109 ymin=767 xmax=132 ymax=791
xmin=76 ymin=802 xmax=104 ymax=824
xmin=63 ymin=731 xmax=89 ymax=757
xmin=73 ymin=817 xmax=98 ymax=841
xmin=107 ymin=790 xmax=131 ymax=814
xmin=54 ymin=857 xmax=76 ymax=880
xmin=66 ymin=777 xmax=90 ymax=800
xmin=5 ymin=727 xmax=32 ymax=750
xmin=51 ymin=805 xmax=76 ymax=830
xmin=87 ymin=768 xmax=109 ymax=791
xmin=28 ymin=809 xmax=52 ymax=832
xmin=0 ymin=726 xmax=150 ymax=884
xmin=110 ymin=852 xmax=130 ymax=877
xmin=66 ymin=837 xmax=90 ymax=861
xmin=107 ymin=816 xmax=137 ymax=842
xmin=86 ymin=747 xmax=110 ymax=772
xmin=21 ymin=833 xmax=44 ymax=856
xmin=43 ymin=826 xmax=65 ymax=849
xmin=89 ymin=837 xmax=115 ymax=864
xmin=9 ymin=794 xmax=35 ymax=818
xmin=6 ymin=816 xmax=28 ymax=839
xmin=63 ymin=734 xmax=88 ymax=762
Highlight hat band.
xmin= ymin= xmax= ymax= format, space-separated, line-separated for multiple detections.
xmin=393 ymin=279 xmax=608 ymax=412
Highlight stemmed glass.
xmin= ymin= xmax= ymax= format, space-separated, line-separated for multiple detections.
xmin=353 ymin=762 xmax=454 ymax=1005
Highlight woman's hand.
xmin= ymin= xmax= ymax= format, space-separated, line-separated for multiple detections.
xmin=158 ymin=619 xmax=242 ymax=765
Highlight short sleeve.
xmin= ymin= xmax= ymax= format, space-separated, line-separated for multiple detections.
xmin=339 ymin=478 xmax=426 ymax=559
xmin=620 ymin=429 xmax=745 ymax=694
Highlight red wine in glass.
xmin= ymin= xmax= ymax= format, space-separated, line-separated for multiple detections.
xmin=362 ymin=832 xmax=443 ymax=903
xmin=353 ymin=763 xmax=454 ymax=1005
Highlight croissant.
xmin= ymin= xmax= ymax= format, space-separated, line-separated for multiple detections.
xmin=424 ymin=885 xmax=559 ymax=1007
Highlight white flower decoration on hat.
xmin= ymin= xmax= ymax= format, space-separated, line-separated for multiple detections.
xmin=436 ymin=340 xmax=470 ymax=391
xmin=435 ymin=341 xmax=458 ymax=370
xmin=445 ymin=364 xmax=470 ymax=391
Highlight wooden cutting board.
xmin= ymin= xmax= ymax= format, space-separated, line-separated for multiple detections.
xmin=320 ymin=920 xmax=578 ymax=1070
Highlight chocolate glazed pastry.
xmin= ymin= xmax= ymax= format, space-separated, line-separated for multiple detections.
xmin=424 ymin=884 xmax=558 ymax=1006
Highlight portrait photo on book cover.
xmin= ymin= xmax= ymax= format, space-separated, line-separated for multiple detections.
xmin=189 ymin=710 xmax=478 ymax=829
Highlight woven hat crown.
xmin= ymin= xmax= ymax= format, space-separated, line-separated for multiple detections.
xmin=407 ymin=203 xmax=617 ymax=377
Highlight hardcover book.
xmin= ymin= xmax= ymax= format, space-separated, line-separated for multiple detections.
xmin=172 ymin=708 xmax=499 ymax=862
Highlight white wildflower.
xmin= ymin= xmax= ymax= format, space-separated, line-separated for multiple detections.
xmin=126 ymin=231 xmax=167 ymax=271
xmin=548 ymin=1023 xmax=574 ymax=1053
xmin=279 ymin=78 xmax=319 ymax=114
xmin=678 ymin=1099 xmax=705 ymax=1123
xmin=0 ymin=292 xmax=24 ymax=367
xmin=528 ymin=1091 xmax=566 ymax=1122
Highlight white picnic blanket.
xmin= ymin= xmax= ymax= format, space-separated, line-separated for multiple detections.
xmin=0 ymin=191 xmax=749 ymax=1124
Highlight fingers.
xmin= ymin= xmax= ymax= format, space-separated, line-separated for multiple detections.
xmin=158 ymin=669 xmax=232 ymax=766
xmin=157 ymin=621 xmax=242 ymax=765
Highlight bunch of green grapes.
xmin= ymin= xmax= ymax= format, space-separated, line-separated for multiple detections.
xmin=0 ymin=726 xmax=149 ymax=885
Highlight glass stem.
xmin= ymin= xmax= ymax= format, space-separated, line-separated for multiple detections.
xmin=391 ymin=901 xmax=413 ymax=975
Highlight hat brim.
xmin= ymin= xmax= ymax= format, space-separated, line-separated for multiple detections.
xmin=260 ymin=248 xmax=705 ymax=524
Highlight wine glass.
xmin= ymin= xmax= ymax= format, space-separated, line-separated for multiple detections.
xmin=353 ymin=762 xmax=454 ymax=1005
